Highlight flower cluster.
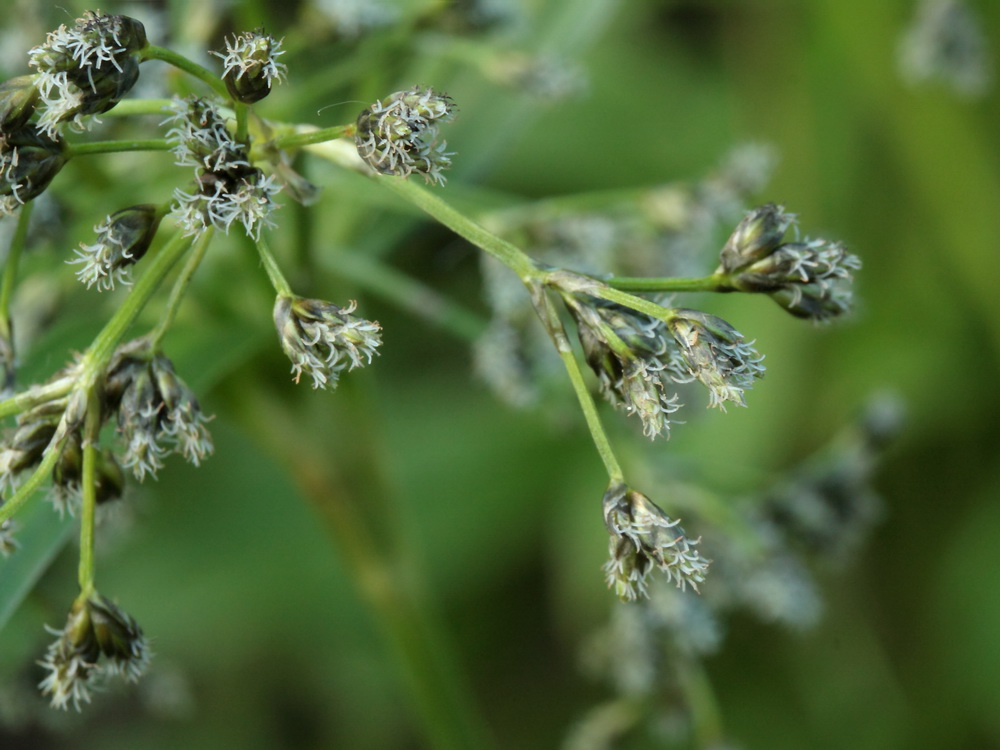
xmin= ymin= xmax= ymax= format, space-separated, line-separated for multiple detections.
xmin=355 ymin=86 xmax=456 ymax=184
xmin=67 ymin=205 xmax=163 ymax=291
xmin=213 ymin=30 xmax=287 ymax=104
xmin=0 ymin=372 xmax=124 ymax=515
xmin=719 ymin=203 xmax=861 ymax=320
xmin=563 ymin=295 xmax=684 ymax=439
xmin=104 ymin=344 xmax=214 ymax=481
xmin=667 ymin=309 xmax=765 ymax=410
xmin=165 ymin=97 xmax=280 ymax=239
xmin=273 ymin=296 xmax=382 ymax=390
xmin=27 ymin=11 xmax=147 ymax=137
xmin=602 ymin=482 xmax=709 ymax=600
xmin=38 ymin=592 xmax=150 ymax=711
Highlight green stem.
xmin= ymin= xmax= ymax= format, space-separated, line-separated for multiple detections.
xmin=606 ymin=273 xmax=730 ymax=294
xmin=675 ymin=656 xmax=725 ymax=748
xmin=140 ymin=45 xmax=229 ymax=98
xmin=530 ymin=285 xmax=623 ymax=482
xmin=234 ymin=101 xmax=250 ymax=144
xmin=255 ymin=234 xmax=293 ymax=296
xmin=76 ymin=391 xmax=102 ymax=595
xmin=0 ymin=233 xmax=192 ymax=524
xmin=0 ymin=201 xmax=33 ymax=340
xmin=381 ymin=178 xmax=540 ymax=281
xmin=149 ymin=229 xmax=215 ymax=348
xmin=102 ymin=98 xmax=176 ymax=117
xmin=271 ymin=124 xmax=355 ymax=151
xmin=78 ymin=231 xmax=194 ymax=386
xmin=66 ymin=139 xmax=172 ymax=157
xmin=0 ymin=376 xmax=75 ymax=421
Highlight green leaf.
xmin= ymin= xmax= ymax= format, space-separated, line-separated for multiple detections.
xmin=0 ymin=497 xmax=73 ymax=633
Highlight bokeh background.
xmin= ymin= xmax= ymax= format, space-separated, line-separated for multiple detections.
xmin=1 ymin=0 xmax=999 ymax=748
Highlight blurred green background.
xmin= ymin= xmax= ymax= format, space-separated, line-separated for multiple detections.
xmin=1 ymin=0 xmax=999 ymax=748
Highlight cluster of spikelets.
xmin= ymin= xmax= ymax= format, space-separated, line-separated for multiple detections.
xmin=0 ymin=5 xmax=868 ymax=718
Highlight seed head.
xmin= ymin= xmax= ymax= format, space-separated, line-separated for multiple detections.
xmin=214 ymin=30 xmax=287 ymax=104
xmin=602 ymin=482 xmax=710 ymax=600
xmin=273 ymin=295 xmax=382 ymax=390
xmin=355 ymin=86 xmax=456 ymax=184
xmin=0 ymin=519 xmax=18 ymax=558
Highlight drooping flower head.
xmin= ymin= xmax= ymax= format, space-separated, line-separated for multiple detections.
xmin=104 ymin=343 xmax=213 ymax=481
xmin=38 ymin=591 xmax=151 ymax=710
xmin=68 ymin=204 xmax=163 ymax=291
xmin=667 ymin=309 xmax=765 ymax=410
xmin=563 ymin=294 xmax=684 ymax=440
xmin=602 ymin=482 xmax=710 ymax=600
xmin=273 ymin=295 xmax=382 ymax=390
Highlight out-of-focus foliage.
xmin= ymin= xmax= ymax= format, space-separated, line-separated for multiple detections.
xmin=0 ymin=0 xmax=998 ymax=748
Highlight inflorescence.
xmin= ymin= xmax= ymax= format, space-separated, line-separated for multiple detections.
xmin=0 ymin=7 xmax=866 ymax=719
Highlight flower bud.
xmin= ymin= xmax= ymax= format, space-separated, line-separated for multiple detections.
xmin=719 ymin=203 xmax=795 ymax=273
xmin=215 ymin=30 xmax=287 ymax=105
xmin=68 ymin=205 xmax=163 ymax=291
xmin=0 ymin=76 xmax=41 ymax=133
xmin=355 ymin=86 xmax=456 ymax=184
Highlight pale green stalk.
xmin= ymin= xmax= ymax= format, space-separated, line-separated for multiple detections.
xmin=66 ymin=139 xmax=172 ymax=157
xmin=254 ymin=234 xmax=293 ymax=296
xmin=141 ymin=45 xmax=229 ymax=98
xmin=150 ymin=229 xmax=215 ymax=348
xmin=76 ymin=391 xmax=102 ymax=595
xmin=0 ymin=231 xmax=193 ymax=525
xmin=607 ymin=273 xmax=730 ymax=294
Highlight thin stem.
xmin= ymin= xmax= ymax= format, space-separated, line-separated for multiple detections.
xmin=254 ymin=234 xmax=292 ymax=296
xmin=79 ymin=231 xmax=194 ymax=385
xmin=66 ymin=139 xmax=172 ymax=157
xmin=0 ymin=376 xmax=75 ymax=421
xmin=270 ymin=124 xmax=355 ymax=151
xmin=606 ymin=273 xmax=730 ymax=294
xmin=0 ymin=233 xmax=193 ymax=524
xmin=381 ymin=178 xmax=540 ymax=281
xmin=234 ymin=101 xmax=250 ymax=143
xmin=149 ymin=229 xmax=215 ymax=348
xmin=0 ymin=201 xmax=33 ymax=341
xmin=141 ymin=45 xmax=229 ymax=98
xmin=102 ymin=98 xmax=175 ymax=117
xmin=530 ymin=285 xmax=624 ymax=482
xmin=76 ymin=391 xmax=102 ymax=595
